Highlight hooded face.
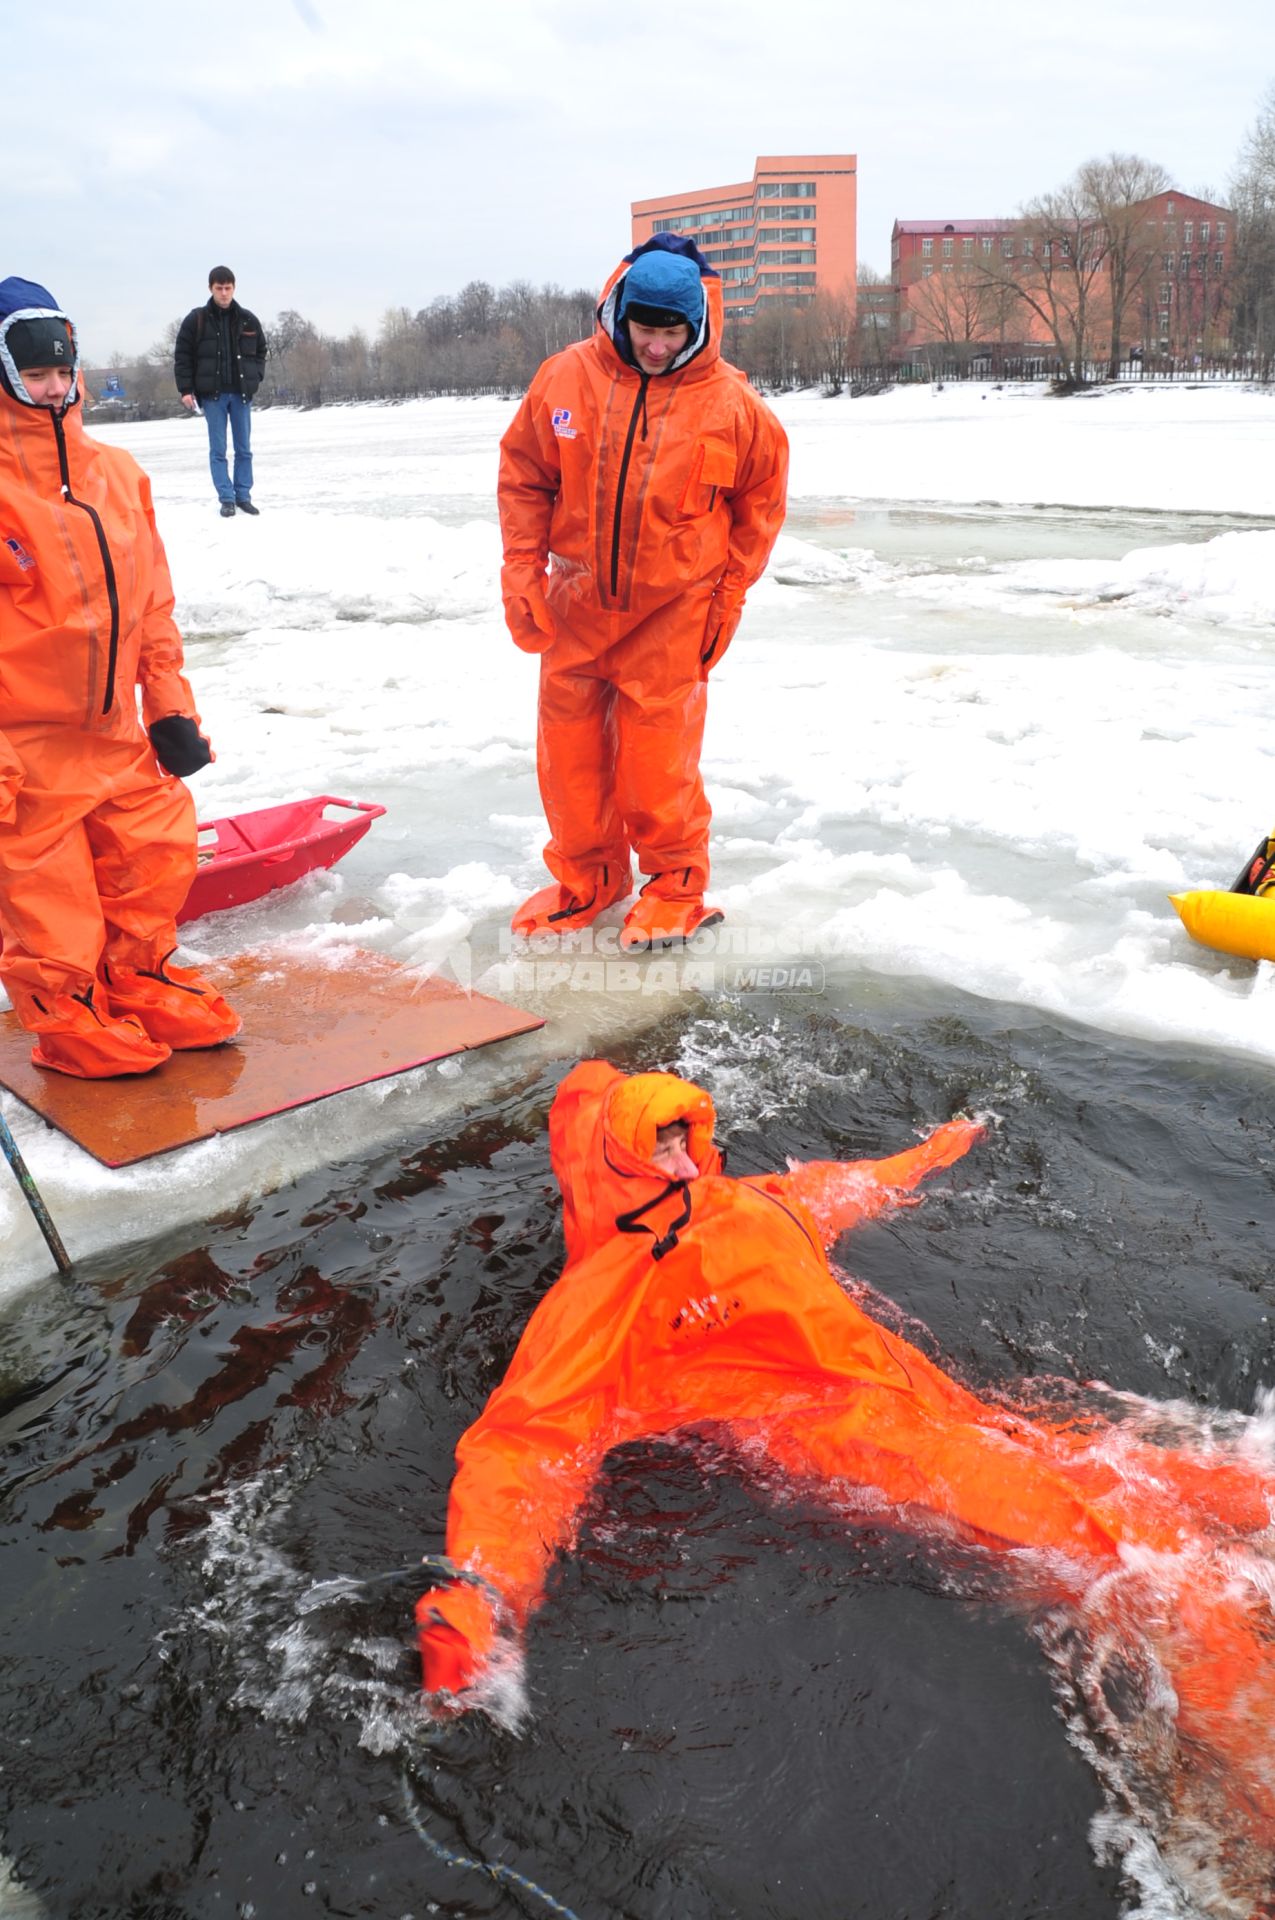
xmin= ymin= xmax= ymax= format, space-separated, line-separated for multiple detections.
xmin=16 ymin=364 xmax=74 ymax=406
xmin=0 ymin=281 xmax=79 ymax=411
xmin=650 ymin=1120 xmax=700 ymax=1180
xmin=626 ymin=317 xmax=692 ymax=376
xmin=548 ymin=1062 xmax=723 ymax=1269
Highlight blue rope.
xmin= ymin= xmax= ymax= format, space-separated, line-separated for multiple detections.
xmin=401 ymin=1770 xmax=584 ymax=1920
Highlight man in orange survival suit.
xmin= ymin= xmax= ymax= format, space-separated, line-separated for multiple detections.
xmin=0 ymin=278 xmax=238 ymax=1077
xmin=500 ymin=234 xmax=789 ymax=952
xmin=418 ymin=1063 xmax=1275 ymax=1850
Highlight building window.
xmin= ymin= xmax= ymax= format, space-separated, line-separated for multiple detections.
xmin=982 ymin=236 xmax=993 ymax=253
xmin=1167 ymin=200 xmax=1175 ymax=214
xmin=1160 ymin=284 xmax=1172 ymax=303
xmin=942 ymin=237 xmax=954 ymax=257
xmin=921 ymin=237 xmax=933 ymax=257
xmin=776 ymin=227 xmax=815 ymax=243
xmin=941 ymin=263 xmax=953 ymax=273
xmin=1200 ymin=221 xmax=1210 ymax=242
xmin=1023 ymin=238 xmax=1034 ymax=256
xmin=1184 ymin=222 xmax=1193 ymax=243
xmin=921 ymin=264 xmax=933 ymax=277
xmin=1002 ymin=237 xmax=1014 ymax=257
xmin=961 ymin=236 xmax=973 ymax=255
xmin=1214 ymin=251 xmax=1225 ymax=273
xmin=1218 ymin=221 xmax=1227 ymax=241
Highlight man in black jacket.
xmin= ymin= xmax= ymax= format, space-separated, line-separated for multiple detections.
xmin=173 ymin=268 xmax=267 ymax=518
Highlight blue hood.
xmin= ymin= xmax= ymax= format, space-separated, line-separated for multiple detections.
xmin=0 ymin=276 xmax=61 ymax=321
xmin=600 ymin=234 xmax=719 ymax=374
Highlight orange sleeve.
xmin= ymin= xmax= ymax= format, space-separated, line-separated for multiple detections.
xmin=715 ymin=397 xmax=789 ymax=610
xmin=0 ymin=731 xmax=22 ymax=821
xmin=497 ymin=380 xmax=561 ymax=621
xmin=135 ymin=474 xmax=200 ymax=729
xmin=780 ymin=1117 xmax=984 ymax=1249
xmin=418 ymin=1265 xmax=646 ymax=1693
xmin=1 ymin=536 xmax=32 ymax=812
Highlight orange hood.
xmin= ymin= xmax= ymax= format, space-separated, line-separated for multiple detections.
xmin=549 ymin=1060 xmax=722 ymax=1267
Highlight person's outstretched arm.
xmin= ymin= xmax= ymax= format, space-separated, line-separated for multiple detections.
xmin=779 ymin=1116 xmax=984 ymax=1249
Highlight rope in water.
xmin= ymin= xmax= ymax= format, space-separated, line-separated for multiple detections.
xmin=400 ymin=1770 xmax=584 ymax=1920
xmin=313 ymin=1555 xmax=501 ymax=1599
xmin=398 ymin=1559 xmax=582 ymax=1916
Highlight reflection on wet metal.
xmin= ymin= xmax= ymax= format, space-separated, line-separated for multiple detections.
xmin=0 ymin=948 xmax=543 ymax=1167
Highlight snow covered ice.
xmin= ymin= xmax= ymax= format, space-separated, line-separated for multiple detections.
xmin=3 ymin=379 xmax=1275 ymax=1287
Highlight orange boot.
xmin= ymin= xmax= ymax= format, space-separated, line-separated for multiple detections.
xmin=618 ymin=890 xmax=723 ymax=953
xmin=512 ymin=867 xmax=632 ymax=936
xmin=27 ymin=984 xmax=172 ymax=1079
xmin=100 ymin=956 xmax=240 ymax=1049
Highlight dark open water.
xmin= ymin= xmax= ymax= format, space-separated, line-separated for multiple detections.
xmin=2 ymin=975 xmax=1274 ymax=1919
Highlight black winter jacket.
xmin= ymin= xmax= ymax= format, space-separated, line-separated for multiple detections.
xmin=173 ymin=299 xmax=267 ymax=401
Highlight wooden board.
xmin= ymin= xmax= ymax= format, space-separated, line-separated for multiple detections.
xmin=0 ymin=949 xmax=543 ymax=1168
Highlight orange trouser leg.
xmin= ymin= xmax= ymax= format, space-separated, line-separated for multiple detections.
xmin=767 ymin=1388 xmax=1131 ymax=1564
xmin=86 ymin=768 xmax=196 ymax=971
xmin=611 ymin=600 xmax=712 ymax=901
xmin=0 ymin=733 xmax=194 ymax=1022
xmin=536 ymin=659 xmax=631 ymax=901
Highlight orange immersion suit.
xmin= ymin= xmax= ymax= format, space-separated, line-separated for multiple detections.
xmin=498 ymin=241 xmax=789 ymax=927
xmin=418 ymin=1063 xmax=1275 ymax=1851
xmin=0 ymin=363 xmax=236 ymax=1075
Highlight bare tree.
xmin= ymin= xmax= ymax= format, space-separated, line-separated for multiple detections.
xmin=804 ymin=284 xmax=857 ymax=388
xmin=1077 ymin=153 xmax=1171 ymax=376
xmin=903 ymin=259 xmax=1015 ymax=362
xmin=853 ymin=266 xmax=893 ymax=378
xmin=974 ymin=174 xmax=1113 ymax=386
xmin=1230 ymin=82 xmax=1275 ymax=365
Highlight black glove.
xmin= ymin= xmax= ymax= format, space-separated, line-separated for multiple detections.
xmin=148 ymin=715 xmax=212 ymax=777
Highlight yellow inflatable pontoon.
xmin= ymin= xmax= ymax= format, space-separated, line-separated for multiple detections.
xmin=1171 ymin=888 xmax=1275 ymax=963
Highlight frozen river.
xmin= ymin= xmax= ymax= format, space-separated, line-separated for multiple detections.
xmin=4 ymin=383 xmax=1275 ymax=1920
xmin=4 ymin=381 xmax=1275 ymax=1286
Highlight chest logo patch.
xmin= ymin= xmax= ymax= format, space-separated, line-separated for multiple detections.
xmin=4 ymin=535 xmax=35 ymax=573
xmin=551 ymin=406 xmax=578 ymax=440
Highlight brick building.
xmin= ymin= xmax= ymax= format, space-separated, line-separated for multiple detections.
xmin=1134 ymin=191 xmax=1234 ymax=355
xmin=891 ymin=218 xmax=1053 ymax=356
xmin=631 ymin=155 xmax=857 ymax=320
xmin=890 ymin=191 xmax=1235 ymax=364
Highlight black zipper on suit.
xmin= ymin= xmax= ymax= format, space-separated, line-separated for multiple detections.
xmin=51 ymin=409 xmax=120 ymax=713
xmin=609 ymin=374 xmax=649 ymax=599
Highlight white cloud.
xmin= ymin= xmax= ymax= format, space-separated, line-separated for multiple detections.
xmin=4 ymin=0 xmax=1267 ymax=356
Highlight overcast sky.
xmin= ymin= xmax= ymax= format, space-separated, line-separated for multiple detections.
xmin=7 ymin=0 xmax=1271 ymax=361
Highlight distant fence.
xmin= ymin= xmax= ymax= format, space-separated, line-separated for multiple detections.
xmin=840 ymin=352 xmax=1275 ymax=392
xmin=86 ymin=352 xmax=1275 ymax=423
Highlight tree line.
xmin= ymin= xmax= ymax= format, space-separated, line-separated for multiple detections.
xmin=93 ymin=82 xmax=1275 ymax=414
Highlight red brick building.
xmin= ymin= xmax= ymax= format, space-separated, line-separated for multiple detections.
xmin=891 ymin=218 xmax=1053 ymax=356
xmin=631 ymin=155 xmax=857 ymax=320
xmin=1134 ymin=191 xmax=1235 ymax=355
xmin=890 ymin=191 xmax=1236 ymax=363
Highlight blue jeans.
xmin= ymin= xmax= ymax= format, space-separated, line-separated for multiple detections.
xmin=201 ymin=392 xmax=254 ymax=503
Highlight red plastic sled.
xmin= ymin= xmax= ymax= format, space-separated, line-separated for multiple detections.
xmin=178 ymin=796 xmax=386 ymax=924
